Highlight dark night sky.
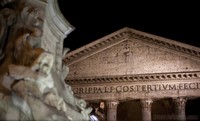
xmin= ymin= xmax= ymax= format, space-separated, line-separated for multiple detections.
xmin=58 ymin=1 xmax=200 ymax=117
xmin=58 ymin=1 xmax=199 ymax=51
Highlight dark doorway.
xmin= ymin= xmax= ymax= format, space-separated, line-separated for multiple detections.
xmin=117 ymin=100 xmax=142 ymax=121
xmin=186 ymin=98 xmax=200 ymax=121
xmin=152 ymin=98 xmax=174 ymax=121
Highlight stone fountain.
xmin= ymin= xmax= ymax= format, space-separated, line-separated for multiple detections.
xmin=0 ymin=0 xmax=92 ymax=120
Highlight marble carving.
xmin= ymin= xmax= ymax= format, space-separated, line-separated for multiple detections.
xmin=0 ymin=0 xmax=92 ymax=120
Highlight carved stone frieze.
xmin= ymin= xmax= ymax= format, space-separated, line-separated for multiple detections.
xmin=66 ymin=71 xmax=200 ymax=84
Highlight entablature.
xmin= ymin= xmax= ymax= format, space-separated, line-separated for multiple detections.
xmin=66 ymin=71 xmax=200 ymax=85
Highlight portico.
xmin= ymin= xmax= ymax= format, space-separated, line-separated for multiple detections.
xmin=66 ymin=72 xmax=200 ymax=121
xmin=63 ymin=27 xmax=200 ymax=121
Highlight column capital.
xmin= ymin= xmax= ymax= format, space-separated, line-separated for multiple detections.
xmin=106 ymin=100 xmax=119 ymax=109
xmin=106 ymin=100 xmax=119 ymax=121
xmin=173 ymin=97 xmax=187 ymax=121
xmin=173 ymin=97 xmax=187 ymax=110
xmin=141 ymin=99 xmax=153 ymax=110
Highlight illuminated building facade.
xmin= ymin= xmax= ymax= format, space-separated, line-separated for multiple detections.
xmin=64 ymin=27 xmax=200 ymax=121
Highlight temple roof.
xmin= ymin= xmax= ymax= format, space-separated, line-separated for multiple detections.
xmin=63 ymin=27 xmax=200 ymax=65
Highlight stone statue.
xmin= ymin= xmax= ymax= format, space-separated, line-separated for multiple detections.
xmin=0 ymin=33 xmax=92 ymax=120
xmin=0 ymin=0 xmax=92 ymax=120
xmin=19 ymin=3 xmax=43 ymax=47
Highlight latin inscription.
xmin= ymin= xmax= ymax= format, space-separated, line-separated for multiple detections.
xmin=73 ymin=82 xmax=200 ymax=94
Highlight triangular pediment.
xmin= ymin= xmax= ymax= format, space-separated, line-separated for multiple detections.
xmin=64 ymin=27 xmax=200 ymax=65
xmin=64 ymin=27 xmax=200 ymax=79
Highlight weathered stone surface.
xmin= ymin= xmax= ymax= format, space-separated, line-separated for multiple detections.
xmin=67 ymin=39 xmax=200 ymax=78
xmin=0 ymin=0 xmax=91 ymax=121
xmin=64 ymin=28 xmax=200 ymax=102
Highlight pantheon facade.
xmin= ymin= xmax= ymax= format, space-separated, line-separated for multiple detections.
xmin=63 ymin=27 xmax=200 ymax=121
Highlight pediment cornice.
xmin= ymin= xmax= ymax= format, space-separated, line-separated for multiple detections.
xmin=65 ymin=71 xmax=200 ymax=85
xmin=63 ymin=27 xmax=200 ymax=65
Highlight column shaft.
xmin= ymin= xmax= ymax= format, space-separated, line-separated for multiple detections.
xmin=174 ymin=97 xmax=187 ymax=121
xmin=106 ymin=100 xmax=119 ymax=121
xmin=141 ymin=99 xmax=153 ymax=121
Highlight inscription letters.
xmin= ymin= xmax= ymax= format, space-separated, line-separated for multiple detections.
xmin=73 ymin=82 xmax=200 ymax=94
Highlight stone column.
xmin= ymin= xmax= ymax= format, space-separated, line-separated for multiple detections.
xmin=141 ymin=99 xmax=153 ymax=121
xmin=106 ymin=100 xmax=119 ymax=121
xmin=174 ymin=97 xmax=187 ymax=121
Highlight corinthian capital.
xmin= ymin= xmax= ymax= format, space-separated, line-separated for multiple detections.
xmin=141 ymin=99 xmax=153 ymax=110
xmin=106 ymin=100 xmax=119 ymax=109
xmin=174 ymin=97 xmax=187 ymax=110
